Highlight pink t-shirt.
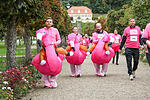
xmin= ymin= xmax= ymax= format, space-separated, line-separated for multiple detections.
xmin=123 ymin=26 xmax=141 ymax=48
xmin=67 ymin=33 xmax=82 ymax=44
xmin=36 ymin=27 xmax=61 ymax=46
xmin=142 ymin=23 xmax=150 ymax=53
xmin=92 ymin=31 xmax=110 ymax=44
xmin=81 ymin=37 xmax=89 ymax=47
xmin=113 ymin=34 xmax=122 ymax=47
xmin=111 ymin=34 xmax=122 ymax=51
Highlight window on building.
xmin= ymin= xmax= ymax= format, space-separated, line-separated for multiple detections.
xmin=85 ymin=10 xmax=88 ymax=13
xmin=71 ymin=10 xmax=74 ymax=13
xmin=78 ymin=10 xmax=80 ymax=13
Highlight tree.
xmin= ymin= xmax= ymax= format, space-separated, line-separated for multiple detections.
xmin=23 ymin=25 xmax=32 ymax=63
xmin=62 ymin=0 xmax=132 ymax=14
xmin=83 ymin=23 xmax=95 ymax=36
xmin=106 ymin=6 xmax=133 ymax=34
xmin=0 ymin=0 xmax=72 ymax=67
xmin=132 ymin=0 xmax=150 ymax=29
xmin=0 ymin=0 xmax=36 ymax=67
xmin=32 ymin=0 xmax=72 ymax=45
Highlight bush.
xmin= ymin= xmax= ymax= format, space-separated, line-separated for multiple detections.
xmin=0 ymin=65 xmax=38 ymax=99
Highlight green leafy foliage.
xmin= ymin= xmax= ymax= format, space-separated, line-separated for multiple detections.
xmin=132 ymin=0 xmax=150 ymax=29
xmin=62 ymin=0 xmax=132 ymax=14
xmin=106 ymin=7 xmax=133 ymax=34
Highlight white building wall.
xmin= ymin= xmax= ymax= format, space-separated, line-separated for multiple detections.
xmin=68 ymin=14 xmax=93 ymax=23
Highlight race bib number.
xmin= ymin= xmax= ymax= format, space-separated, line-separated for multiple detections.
xmin=130 ymin=29 xmax=138 ymax=35
xmin=114 ymin=39 xmax=119 ymax=43
xmin=116 ymin=37 xmax=119 ymax=40
xmin=114 ymin=37 xmax=119 ymax=43
xmin=83 ymin=40 xmax=85 ymax=43
xmin=98 ymin=34 xmax=104 ymax=40
xmin=110 ymin=36 xmax=115 ymax=42
xmin=130 ymin=36 xmax=137 ymax=41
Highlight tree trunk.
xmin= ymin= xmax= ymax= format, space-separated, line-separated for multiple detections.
xmin=4 ymin=33 xmax=7 ymax=48
xmin=23 ymin=25 xmax=32 ymax=64
xmin=31 ymin=36 xmax=32 ymax=45
xmin=6 ymin=19 xmax=17 ymax=68
xmin=77 ymin=21 xmax=82 ymax=34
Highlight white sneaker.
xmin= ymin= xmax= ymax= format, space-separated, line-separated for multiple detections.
xmin=132 ymin=71 xmax=136 ymax=78
xmin=105 ymin=51 xmax=110 ymax=55
xmin=50 ymin=81 xmax=57 ymax=88
xmin=129 ymin=75 xmax=134 ymax=80
xmin=40 ymin=60 xmax=46 ymax=65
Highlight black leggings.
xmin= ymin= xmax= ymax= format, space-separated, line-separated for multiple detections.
xmin=146 ymin=53 xmax=150 ymax=66
xmin=112 ymin=51 xmax=119 ymax=64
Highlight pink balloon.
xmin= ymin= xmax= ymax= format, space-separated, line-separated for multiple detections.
xmin=32 ymin=45 xmax=64 ymax=75
xmin=65 ymin=43 xmax=87 ymax=65
xmin=91 ymin=40 xmax=115 ymax=65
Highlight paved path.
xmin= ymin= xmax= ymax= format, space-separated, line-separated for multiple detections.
xmin=22 ymin=55 xmax=150 ymax=100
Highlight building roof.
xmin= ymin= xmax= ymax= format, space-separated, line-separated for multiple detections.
xmin=67 ymin=6 xmax=92 ymax=14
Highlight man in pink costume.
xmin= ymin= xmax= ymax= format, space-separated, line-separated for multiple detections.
xmin=32 ymin=17 xmax=64 ymax=88
xmin=111 ymin=30 xmax=122 ymax=65
xmin=142 ymin=23 xmax=150 ymax=66
xmin=91 ymin=23 xmax=114 ymax=77
xmin=65 ymin=26 xmax=87 ymax=77
xmin=119 ymin=18 xmax=144 ymax=80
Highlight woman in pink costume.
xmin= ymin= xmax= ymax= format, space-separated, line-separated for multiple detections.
xmin=142 ymin=23 xmax=150 ymax=66
xmin=91 ymin=23 xmax=115 ymax=77
xmin=65 ymin=26 xmax=87 ymax=77
xmin=81 ymin=34 xmax=89 ymax=48
xmin=32 ymin=17 xmax=65 ymax=88
xmin=111 ymin=30 xmax=122 ymax=65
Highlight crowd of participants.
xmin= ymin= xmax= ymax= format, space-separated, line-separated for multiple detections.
xmin=32 ymin=17 xmax=150 ymax=88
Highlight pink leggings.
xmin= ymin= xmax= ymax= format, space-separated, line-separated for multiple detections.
xmin=42 ymin=74 xmax=57 ymax=86
xmin=94 ymin=63 xmax=108 ymax=74
xmin=70 ymin=64 xmax=81 ymax=75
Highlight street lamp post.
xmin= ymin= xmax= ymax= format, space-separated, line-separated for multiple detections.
xmin=66 ymin=3 xmax=70 ymax=9
xmin=77 ymin=17 xmax=82 ymax=34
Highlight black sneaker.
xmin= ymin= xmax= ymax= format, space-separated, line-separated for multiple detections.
xmin=44 ymin=86 xmax=50 ymax=88
xmin=76 ymin=74 xmax=81 ymax=78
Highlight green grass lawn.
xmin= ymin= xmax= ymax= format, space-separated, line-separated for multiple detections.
xmin=0 ymin=41 xmax=38 ymax=72
xmin=0 ymin=48 xmax=37 ymax=72
xmin=0 ymin=47 xmax=37 ymax=56
xmin=0 ymin=57 xmax=27 ymax=72
xmin=0 ymin=44 xmax=37 ymax=72
xmin=0 ymin=41 xmax=5 ymax=48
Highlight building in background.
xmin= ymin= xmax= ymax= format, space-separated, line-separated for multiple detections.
xmin=67 ymin=6 xmax=93 ymax=23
